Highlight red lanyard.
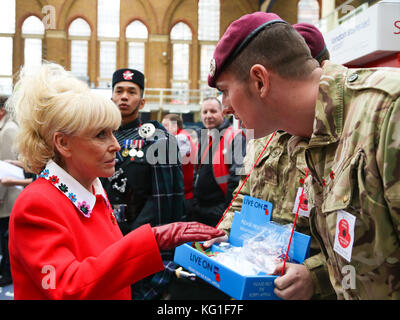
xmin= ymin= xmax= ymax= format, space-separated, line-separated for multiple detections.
xmin=213 ymin=130 xmax=309 ymax=276
xmin=216 ymin=131 xmax=277 ymax=228
xmin=281 ymin=167 xmax=309 ymax=276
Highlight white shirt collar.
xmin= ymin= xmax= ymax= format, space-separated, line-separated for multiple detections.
xmin=39 ymin=160 xmax=109 ymax=218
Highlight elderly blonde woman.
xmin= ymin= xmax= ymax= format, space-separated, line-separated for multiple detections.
xmin=7 ymin=63 xmax=223 ymax=300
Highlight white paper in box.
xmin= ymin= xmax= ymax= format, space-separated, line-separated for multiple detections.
xmin=174 ymin=195 xmax=311 ymax=300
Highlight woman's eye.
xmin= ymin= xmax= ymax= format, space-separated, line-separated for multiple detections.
xmin=96 ymin=130 xmax=106 ymax=138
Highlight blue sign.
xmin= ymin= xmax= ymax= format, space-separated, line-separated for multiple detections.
xmin=230 ymin=196 xmax=273 ymax=247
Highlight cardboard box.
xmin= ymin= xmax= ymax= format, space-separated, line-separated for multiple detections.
xmin=174 ymin=195 xmax=311 ymax=300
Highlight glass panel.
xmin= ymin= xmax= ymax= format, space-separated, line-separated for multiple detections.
xmin=200 ymin=82 xmax=217 ymax=99
xmin=198 ymin=0 xmax=220 ymax=41
xmin=172 ymin=43 xmax=189 ymax=80
xmin=0 ymin=0 xmax=15 ymax=34
xmin=71 ymin=40 xmax=88 ymax=78
xmin=69 ymin=18 xmax=91 ymax=37
xmin=97 ymin=0 xmax=120 ymax=38
xmin=128 ymin=42 xmax=145 ymax=73
xmin=170 ymin=22 xmax=192 ymax=41
xmin=200 ymin=44 xmax=215 ymax=81
xmin=298 ymin=0 xmax=320 ymax=24
xmin=171 ymin=82 xmax=189 ymax=104
xmin=0 ymin=78 xmax=12 ymax=95
xmin=126 ymin=20 xmax=148 ymax=39
xmin=99 ymin=41 xmax=116 ymax=80
xmin=22 ymin=16 xmax=45 ymax=35
xmin=0 ymin=37 xmax=13 ymax=75
xmin=24 ymin=38 xmax=42 ymax=69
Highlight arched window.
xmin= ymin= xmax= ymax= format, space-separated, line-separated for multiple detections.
xmin=170 ymin=22 xmax=192 ymax=104
xmin=97 ymin=0 xmax=119 ymax=38
xmin=68 ymin=18 xmax=91 ymax=81
xmin=0 ymin=0 xmax=15 ymax=94
xmin=198 ymin=0 xmax=219 ymax=41
xmin=97 ymin=0 xmax=120 ymax=88
xmin=198 ymin=0 xmax=220 ymax=96
xmin=298 ymin=0 xmax=320 ymax=24
xmin=22 ymin=16 xmax=45 ymax=71
xmin=126 ymin=20 xmax=148 ymax=73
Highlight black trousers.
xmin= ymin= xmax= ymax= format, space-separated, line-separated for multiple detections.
xmin=0 ymin=217 xmax=11 ymax=280
xmin=189 ymin=201 xmax=226 ymax=227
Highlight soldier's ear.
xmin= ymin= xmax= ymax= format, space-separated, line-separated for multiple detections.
xmin=139 ymin=97 xmax=146 ymax=110
xmin=249 ymin=64 xmax=270 ymax=98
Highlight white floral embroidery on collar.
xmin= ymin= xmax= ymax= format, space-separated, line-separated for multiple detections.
xmin=39 ymin=160 xmax=109 ymax=218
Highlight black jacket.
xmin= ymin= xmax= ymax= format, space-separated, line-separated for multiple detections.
xmin=192 ymin=119 xmax=246 ymax=226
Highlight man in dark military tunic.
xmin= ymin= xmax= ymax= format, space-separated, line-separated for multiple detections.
xmin=101 ymin=68 xmax=185 ymax=299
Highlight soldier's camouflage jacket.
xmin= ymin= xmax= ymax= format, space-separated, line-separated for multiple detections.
xmin=304 ymin=61 xmax=400 ymax=299
xmin=218 ymin=131 xmax=336 ymax=299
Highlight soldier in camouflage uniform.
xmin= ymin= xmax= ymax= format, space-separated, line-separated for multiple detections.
xmin=217 ymin=134 xmax=335 ymax=299
xmin=214 ymin=23 xmax=336 ymax=300
xmin=304 ymin=62 xmax=400 ymax=299
xmin=207 ymin=12 xmax=400 ymax=299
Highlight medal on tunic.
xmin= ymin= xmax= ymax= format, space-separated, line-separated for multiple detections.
xmin=136 ymin=140 xmax=144 ymax=158
xmin=121 ymin=139 xmax=130 ymax=157
xmin=129 ymin=140 xmax=138 ymax=157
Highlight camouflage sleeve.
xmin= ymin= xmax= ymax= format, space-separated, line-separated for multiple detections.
xmin=303 ymin=253 xmax=336 ymax=299
xmin=379 ymin=97 xmax=400 ymax=238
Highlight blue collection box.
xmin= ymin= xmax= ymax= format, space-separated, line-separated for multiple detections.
xmin=174 ymin=195 xmax=311 ymax=300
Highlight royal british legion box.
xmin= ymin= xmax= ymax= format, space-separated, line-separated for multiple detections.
xmin=174 ymin=195 xmax=311 ymax=300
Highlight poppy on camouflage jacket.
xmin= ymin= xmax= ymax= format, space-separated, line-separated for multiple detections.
xmin=218 ymin=131 xmax=336 ymax=299
xmin=304 ymin=61 xmax=400 ymax=299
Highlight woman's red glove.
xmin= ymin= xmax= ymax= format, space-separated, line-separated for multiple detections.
xmin=152 ymin=222 xmax=226 ymax=251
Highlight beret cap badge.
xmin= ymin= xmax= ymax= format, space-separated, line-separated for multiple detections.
xmin=123 ymin=70 xmax=134 ymax=81
xmin=209 ymin=58 xmax=216 ymax=78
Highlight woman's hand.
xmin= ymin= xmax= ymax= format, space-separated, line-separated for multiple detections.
xmin=202 ymin=233 xmax=228 ymax=248
xmin=152 ymin=222 xmax=226 ymax=251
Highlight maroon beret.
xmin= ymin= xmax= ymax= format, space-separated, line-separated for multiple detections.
xmin=293 ymin=23 xmax=327 ymax=60
xmin=208 ymin=12 xmax=287 ymax=88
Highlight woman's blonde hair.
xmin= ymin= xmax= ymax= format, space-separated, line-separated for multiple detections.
xmin=6 ymin=62 xmax=121 ymax=174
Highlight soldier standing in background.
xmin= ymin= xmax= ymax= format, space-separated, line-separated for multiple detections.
xmin=101 ymin=68 xmax=185 ymax=300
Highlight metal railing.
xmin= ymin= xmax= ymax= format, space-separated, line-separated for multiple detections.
xmin=144 ymin=87 xmax=219 ymax=113
xmin=92 ymin=86 xmax=219 ymax=113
